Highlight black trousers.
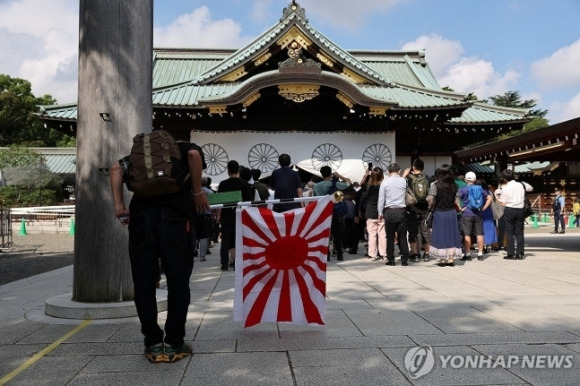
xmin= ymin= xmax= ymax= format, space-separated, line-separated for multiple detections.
xmin=384 ymin=208 xmax=409 ymax=263
xmin=330 ymin=217 xmax=344 ymax=259
xmin=503 ymin=206 xmax=526 ymax=256
xmin=129 ymin=205 xmax=194 ymax=347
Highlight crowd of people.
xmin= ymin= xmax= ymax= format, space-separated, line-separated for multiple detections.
xmin=110 ymin=136 xmax=544 ymax=364
xmin=197 ymin=156 xmax=541 ymax=270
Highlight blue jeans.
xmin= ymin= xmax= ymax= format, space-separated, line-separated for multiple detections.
xmin=129 ymin=205 xmax=194 ymax=347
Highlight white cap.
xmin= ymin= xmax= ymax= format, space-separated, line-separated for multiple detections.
xmin=465 ymin=171 xmax=476 ymax=182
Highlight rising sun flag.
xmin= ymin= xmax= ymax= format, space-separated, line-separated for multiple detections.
xmin=233 ymin=196 xmax=334 ymax=328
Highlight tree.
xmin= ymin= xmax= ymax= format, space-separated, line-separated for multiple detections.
xmin=0 ymin=74 xmax=75 ymax=146
xmin=443 ymin=88 xmax=551 ymax=148
xmin=489 ymin=90 xmax=549 ymax=130
xmin=0 ymin=145 xmax=42 ymax=169
xmin=0 ymin=146 xmax=64 ymax=206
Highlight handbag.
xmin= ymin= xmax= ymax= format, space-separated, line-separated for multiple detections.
xmin=491 ymin=196 xmax=504 ymax=220
xmin=523 ymin=196 xmax=534 ymax=218
xmin=520 ymin=182 xmax=534 ymax=217
xmin=405 ymin=188 xmax=417 ymax=206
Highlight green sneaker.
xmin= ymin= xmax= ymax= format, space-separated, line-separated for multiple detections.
xmin=164 ymin=342 xmax=192 ymax=363
xmin=144 ymin=343 xmax=165 ymax=363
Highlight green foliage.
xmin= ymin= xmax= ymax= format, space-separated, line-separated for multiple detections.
xmin=0 ymin=74 xmax=70 ymax=146
xmin=56 ymin=135 xmax=76 ymax=147
xmin=455 ymin=90 xmax=551 ymax=149
xmin=0 ymin=146 xmax=42 ymax=168
xmin=523 ymin=117 xmax=549 ymax=132
xmin=0 ymin=186 xmax=60 ymax=207
xmin=3 ymin=163 xmax=63 ymax=190
xmin=489 ymin=90 xmax=549 ymax=119
xmin=0 ymin=146 xmax=65 ymax=207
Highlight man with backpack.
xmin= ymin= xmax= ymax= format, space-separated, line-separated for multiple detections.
xmin=403 ymin=159 xmax=431 ymax=262
xmin=457 ymin=171 xmax=492 ymax=261
xmin=313 ymin=166 xmax=351 ymax=261
xmin=110 ymin=130 xmax=209 ymax=363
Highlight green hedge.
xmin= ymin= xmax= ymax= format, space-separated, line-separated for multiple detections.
xmin=0 ymin=186 xmax=61 ymax=207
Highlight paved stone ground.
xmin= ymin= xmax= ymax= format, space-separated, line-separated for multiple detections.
xmin=0 ymin=226 xmax=579 ymax=385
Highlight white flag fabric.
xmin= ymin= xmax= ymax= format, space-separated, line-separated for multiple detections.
xmin=234 ymin=196 xmax=334 ymax=328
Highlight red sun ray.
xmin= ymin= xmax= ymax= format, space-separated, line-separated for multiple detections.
xmin=245 ymin=270 xmax=280 ymax=327
xmin=293 ymin=268 xmax=324 ymax=325
xmin=277 ymin=270 xmax=292 ymax=322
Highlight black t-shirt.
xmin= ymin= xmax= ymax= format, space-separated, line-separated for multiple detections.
xmin=217 ymin=177 xmax=253 ymax=221
xmin=122 ymin=142 xmax=206 ymax=218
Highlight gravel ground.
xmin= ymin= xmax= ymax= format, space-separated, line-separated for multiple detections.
xmin=0 ymin=233 xmax=74 ymax=285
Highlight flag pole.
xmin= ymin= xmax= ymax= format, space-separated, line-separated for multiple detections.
xmin=209 ymin=195 xmax=329 ymax=210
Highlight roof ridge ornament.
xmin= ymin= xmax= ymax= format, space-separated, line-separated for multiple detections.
xmin=282 ymin=1 xmax=307 ymax=22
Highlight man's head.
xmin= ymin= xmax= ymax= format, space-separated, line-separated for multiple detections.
xmin=387 ymin=163 xmax=401 ymax=174
xmin=320 ymin=166 xmax=332 ymax=178
xmin=201 ymin=176 xmax=209 ymax=187
xmin=465 ymin=171 xmax=477 ymax=183
xmin=227 ymin=160 xmax=239 ymax=175
xmin=412 ymin=158 xmax=424 ymax=172
xmin=499 ymin=169 xmax=516 ymax=182
xmin=555 ymin=187 xmax=562 ymax=195
xmin=252 ymin=169 xmax=262 ymax=181
xmin=279 ymin=154 xmax=291 ymax=167
xmin=239 ymin=166 xmax=252 ymax=182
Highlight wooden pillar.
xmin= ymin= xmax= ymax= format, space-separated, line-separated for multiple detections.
xmin=73 ymin=0 xmax=153 ymax=302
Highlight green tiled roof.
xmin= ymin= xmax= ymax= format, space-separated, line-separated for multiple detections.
xmin=153 ymin=49 xmax=231 ymax=88
xmin=448 ymin=103 xmax=529 ymax=124
xmin=190 ymin=11 xmax=391 ymax=87
xmin=465 ymin=161 xmax=551 ymax=175
xmin=38 ymin=103 xmax=78 ymax=121
xmin=43 ymin=154 xmax=76 ymax=174
xmin=38 ymin=1 xmax=529 ymax=128
xmin=352 ymin=51 xmax=442 ymax=90
xmin=0 ymin=148 xmax=76 ymax=175
xmin=150 ymin=69 xmax=469 ymax=109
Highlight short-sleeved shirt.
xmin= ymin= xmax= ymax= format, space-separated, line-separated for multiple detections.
xmin=270 ymin=166 xmax=303 ymax=211
xmin=217 ymin=177 xmax=252 ymax=221
xmin=313 ymin=180 xmax=350 ymax=197
xmin=499 ymin=180 xmax=532 ymax=209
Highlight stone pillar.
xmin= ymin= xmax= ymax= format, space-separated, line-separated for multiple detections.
xmin=73 ymin=0 xmax=153 ymax=302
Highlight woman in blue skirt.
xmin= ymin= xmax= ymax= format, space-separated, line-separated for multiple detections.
xmin=476 ymin=179 xmax=498 ymax=252
xmin=426 ymin=164 xmax=462 ymax=266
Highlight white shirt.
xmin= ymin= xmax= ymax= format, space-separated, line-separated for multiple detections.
xmin=499 ymin=180 xmax=533 ymax=208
